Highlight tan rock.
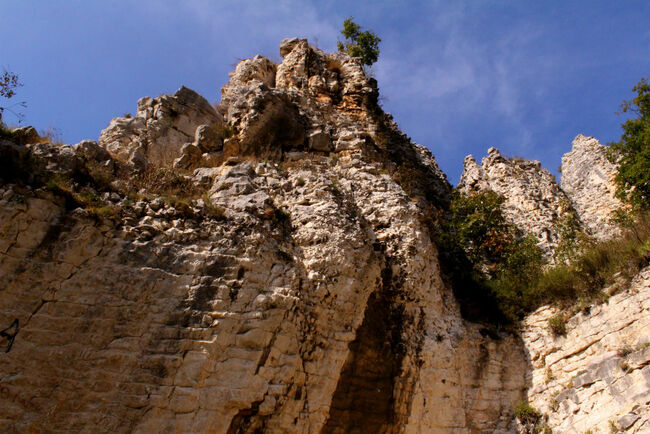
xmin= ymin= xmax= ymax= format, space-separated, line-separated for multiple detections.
xmin=458 ymin=147 xmax=577 ymax=259
xmin=522 ymin=267 xmax=650 ymax=433
xmin=13 ymin=38 xmax=649 ymax=434
xmin=100 ymin=86 xmax=221 ymax=167
xmin=561 ymin=134 xmax=625 ymax=240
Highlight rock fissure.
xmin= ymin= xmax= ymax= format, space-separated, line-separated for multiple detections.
xmin=0 ymin=38 xmax=647 ymax=433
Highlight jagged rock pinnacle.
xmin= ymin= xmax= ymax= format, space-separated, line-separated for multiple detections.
xmin=458 ymin=146 xmax=575 ymax=258
xmin=561 ymin=134 xmax=625 ymax=240
xmin=0 ymin=39 xmax=646 ymax=434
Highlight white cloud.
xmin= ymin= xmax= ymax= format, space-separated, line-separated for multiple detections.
xmin=375 ymin=2 xmax=555 ymax=154
xmin=140 ymin=0 xmax=340 ymax=57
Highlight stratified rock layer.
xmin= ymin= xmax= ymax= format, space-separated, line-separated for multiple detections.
xmin=2 ymin=38 xmax=648 ymax=434
xmin=561 ymin=134 xmax=624 ymax=240
xmin=0 ymin=39 xmax=526 ymax=433
xmin=523 ymin=267 xmax=650 ymax=433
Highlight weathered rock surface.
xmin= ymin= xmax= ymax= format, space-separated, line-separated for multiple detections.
xmin=2 ymin=38 xmax=647 ymax=434
xmin=459 ymin=135 xmax=628 ymax=259
xmin=8 ymin=126 xmax=41 ymax=145
xmin=0 ymin=39 xmax=531 ymax=434
xmin=458 ymin=147 xmax=575 ymax=258
xmin=561 ymin=134 xmax=625 ymax=240
xmin=523 ymin=267 xmax=650 ymax=433
xmin=99 ymin=86 xmax=222 ymax=168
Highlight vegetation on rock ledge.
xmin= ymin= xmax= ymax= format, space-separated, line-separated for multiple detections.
xmin=438 ymin=190 xmax=544 ymax=324
xmin=439 ymin=190 xmax=650 ymax=327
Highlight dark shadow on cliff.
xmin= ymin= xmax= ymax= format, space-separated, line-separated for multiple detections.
xmin=322 ymin=268 xmax=405 ymax=433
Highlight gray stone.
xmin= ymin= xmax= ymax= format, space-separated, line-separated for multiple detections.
xmin=10 ymin=126 xmax=41 ymax=145
xmin=73 ymin=140 xmax=111 ymax=162
xmin=100 ymin=86 xmax=220 ymax=167
xmin=308 ymin=130 xmax=331 ymax=152
xmin=280 ymin=37 xmax=301 ymax=57
xmin=194 ymin=124 xmax=223 ymax=152
xmin=173 ymin=143 xmax=202 ymax=169
xmin=561 ymin=134 xmax=624 ymax=241
xmin=458 ymin=147 xmax=576 ymax=259
xmin=618 ymin=413 xmax=640 ymax=430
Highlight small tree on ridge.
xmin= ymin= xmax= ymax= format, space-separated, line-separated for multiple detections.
xmin=337 ymin=17 xmax=381 ymax=67
xmin=0 ymin=69 xmax=26 ymax=124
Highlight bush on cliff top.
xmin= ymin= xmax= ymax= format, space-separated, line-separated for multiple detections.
xmin=0 ymin=69 xmax=26 ymax=124
xmin=337 ymin=17 xmax=381 ymax=67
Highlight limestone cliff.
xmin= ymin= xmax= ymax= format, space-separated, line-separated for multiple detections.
xmin=1 ymin=38 xmax=647 ymax=434
xmin=523 ymin=268 xmax=650 ymax=433
xmin=0 ymin=39 xmax=526 ymax=433
xmin=457 ymin=140 xmax=648 ymax=432
xmin=561 ymin=134 xmax=625 ymax=241
xmin=457 ymin=147 xmax=575 ymax=258
xmin=458 ymin=135 xmax=627 ymax=259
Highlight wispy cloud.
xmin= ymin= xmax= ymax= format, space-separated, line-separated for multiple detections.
xmin=375 ymin=2 xmax=554 ymax=155
xmin=141 ymin=0 xmax=340 ymax=58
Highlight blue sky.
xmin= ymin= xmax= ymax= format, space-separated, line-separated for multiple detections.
xmin=2 ymin=1 xmax=649 ymax=184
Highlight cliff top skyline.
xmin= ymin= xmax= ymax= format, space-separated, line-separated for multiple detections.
xmin=2 ymin=0 xmax=649 ymax=184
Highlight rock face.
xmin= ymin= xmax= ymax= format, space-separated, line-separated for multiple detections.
xmin=0 ymin=39 xmax=529 ymax=433
xmin=458 ymin=147 xmax=575 ymax=258
xmin=1 ymin=39 xmax=647 ymax=434
xmin=459 ymin=135 xmax=627 ymax=259
xmin=522 ymin=267 xmax=650 ymax=433
xmin=99 ymin=86 xmax=223 ymax=168
xmin=561 ymin=134 xmax=624 ymax=240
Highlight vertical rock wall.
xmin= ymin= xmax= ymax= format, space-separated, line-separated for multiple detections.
xmin=522 ymin=268 xmax=650 ymax=433
xmin=4 ymin=37 xmax=643 ymax=434
xmin=0 ymin=39 xmax=528 ymax=433
xmin=458 ymin=147 xmax=574 ymax=258
xmin=458 ymin=134 xmax=626 ymax=260
xmin=561 ymin=134 xmax=624 ymax=241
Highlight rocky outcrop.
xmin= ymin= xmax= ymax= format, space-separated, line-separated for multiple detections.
xmin=458 ymin=147 xmax=575 ymax=258
xmin=2 ymin=38 xmax=647 ymax=434
xmin=99 ymin=86 xmax=223 ymax=168
xmin=561 ymin=134 xmax=625 ymax=240
xmin=459 ymin=135 xmax=627 ymax=259
xmin=0 ymin=39 xmax=529 ymax=434
xmin=523 ymin=267 xmax=650 ymax=433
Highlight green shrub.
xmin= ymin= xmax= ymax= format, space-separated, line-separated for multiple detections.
xmin=554 ymin=199 xmax=588 ymax=263
xmin=535 ymin=265 xmax=578 ymax=301
xmin=438 ymin=188 xmax=650 ymax=327
xmin=608 ymin=77 xmax=650 ymax=209
xmin=514 ymin=400 xmax=544 ymax=433
xmin=437 ymin=191 xmax=544 ymax=324
xmin=337 ymin=17 xmax=381 ymax=67
xmin=45 ymin=173 xmax=74 ymax=194
xmin=548 ymin=313 xmax=567 ymax=336
xmin=446 ymin=190 xmax=522 ymax=270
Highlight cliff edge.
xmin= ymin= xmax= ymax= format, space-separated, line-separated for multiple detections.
xmin=0 ymin=39 xmax=527 ymax=433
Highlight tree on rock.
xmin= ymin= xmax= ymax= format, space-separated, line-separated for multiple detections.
xmin=337 ymin=17 xmax=381 ymax=67
xmin=609 ymin=77 xmax=650 ymax=209
xmin=0 ymin=69 xmax=25 ymax=124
